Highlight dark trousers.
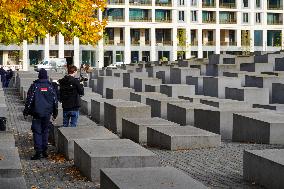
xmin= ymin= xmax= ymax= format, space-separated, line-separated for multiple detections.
xmin=31 ymin=116 xmax=50 ymax=153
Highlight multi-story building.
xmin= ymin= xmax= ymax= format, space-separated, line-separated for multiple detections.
xmin=0 ymin=0 xmax=284 ymax=70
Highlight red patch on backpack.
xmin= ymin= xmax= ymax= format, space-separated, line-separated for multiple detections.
xmin=40 ymin=88 xmax=48 ymax=92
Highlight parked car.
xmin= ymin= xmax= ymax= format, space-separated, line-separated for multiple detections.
xmin=34 ymin=58 xmax=67 ymax=71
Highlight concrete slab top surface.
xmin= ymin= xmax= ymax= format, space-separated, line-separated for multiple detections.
xmin=131 ymin=92 xmax=167 ymax=97
xmin=75 ymin=139 xmax=156 ymax=157
xmin=235 ymin=112 xmax=284 ymax=123
xmin=0 ymin=148 xmax=21 ymax=169
xmin=179 ymin=95 xmax=217 ymax=99
xmin=161 ymin=84 xmax=191 ymax=87
xmin=0 ymin=132 xmax=15 ymax=141
xmin=135 ymin=77 xmax=160 ymax=80
xmin=101 ymin=167 xmax=208 ymax=189
xmin=246 ymin=149 xmax=284 ymax=165
xmin=148 ymin=97 xmax=184 ymax=102
xmin=226 ymin=87 xmax=269 ymax=90
xmin=105 ymin=100 xmax=148 ymax=107
xmin=123 ymin=117 xmax=178 ymax=126
xmin=150 ymin=126 xmax=219 ymax=137
xmin=92 ymin=98 xmax=124 ymax=103
xmin=59 ymin=126 xmax=118 ymax=140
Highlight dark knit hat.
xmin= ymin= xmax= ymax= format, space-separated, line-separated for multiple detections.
xmin=38 ymin=69 xmax=48 ymax=79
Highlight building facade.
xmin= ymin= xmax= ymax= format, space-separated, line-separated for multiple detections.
xmin=0 ymin=0 xmax=284 ymax=70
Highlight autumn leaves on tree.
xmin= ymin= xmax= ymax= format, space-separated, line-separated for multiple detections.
xmin=0 ymin=0 xmax=107 ymax=45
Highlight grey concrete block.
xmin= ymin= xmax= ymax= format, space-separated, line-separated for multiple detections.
xmin=100 ymin=167 xmax=209 ymax=189
xmin=134 ymin=77 xmax=162 ymax=92
xmin=146 ymin=97 xmax=184 ymax=119
xmin=147 ymin=126 xmax=221 ymax=150
xmin=0 ymin=104 xmax=8 ymax=118
xmin=0 ymin=177 xmax=27 ymax=189
xmin=167 ymin=102 xmax=211 ymax=126
xmin=243 ymin=149 xmax=284 ymax=189
xmin=225 ymin=87 xmax=269 ymax=105
xmin=104 ymin=101 xmax=151 ymax=134
xmin=178 ymin=95 xmax=216 ymax=104
xmin=170 ymin=67 xmax=200 ymax=84
xmin=0 ymin=132 xmax=15 ymax=148
xmin=74 ymin=139 xmax=160 ymax=182
xmin=145 ymin=84 xmax=160 ymax=92
xmin=272 ymin=83 xmax=284 ymax=104
xmin=253 ymin=104 xmax=284 ymax=112
xmin=123 ymin=72 xmax=148 ymax=88
xmin=58 ymin=126 xmax=119 ymax=160
xmin=160 ymin=84 xmax=195 ymax=98
xmin=186 ymin=76 xmax=210 ymax=95
xmin=122 ymin=117 xmax=178 ymax=144
xmin=194 ymin=106 xmax=266 ymax=140
xmin=233 ymin=112 xmax=284 ymax=144
xmin=90 ymin=98 xmax=123 ymax=124
xmin=200 ymin=98 xmax=251 ymax=109
xmin=203 ymin=76 xmax=241 ymax=98
xmin=0 ymin=148 xmax=22 ymax=178
xmin=106 ymin=87 xmax=134 ymax=101
xmin=130 ymin=92 xmax=167 ymax=104
xmin=80 ymin=93 xmax=102 ymax=116
xmin=97 ymin=76 xmax=123 ymax=97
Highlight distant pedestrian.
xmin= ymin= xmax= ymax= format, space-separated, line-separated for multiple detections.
xmin=4 ymin=69 xmax=13 ymax=88
xmin=58 ymin=65 xmax=84 ymax=127
xmin=23 ymin=69 xmax=58 ymax=160
xmin=0 ymin=67 xmax=6 ymax=88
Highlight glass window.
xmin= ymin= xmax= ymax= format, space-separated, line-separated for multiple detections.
xmin=243 ymin=13 xmax=249 ymax=23
xmin=178 ymin=11 xmax=185 ymax=21
xmin=255 ymin=13 xmax=261 ymax=23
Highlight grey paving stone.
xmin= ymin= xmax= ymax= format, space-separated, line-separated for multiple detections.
xmin=147 ymin=126 xmax=221 ymax=150
xmin=74 ymin=139 xmax=160 ymax=182
xmin=58 ymin=126 xmax=119 ymax=160
xmin=0 ymin=132 xmax=15 ymax=147
xmin=0 ymin=177 xmax=27 ymax=189
xmin=0 ymin=103 xmax=8 ymax=118
xmin=100 ymin=167 xmax=209 ymax=189
xmin=233 ymin=112 xmax=284 ymax=144
xmin=122 ymin=117 xmax=178 ymax=144
xmin=0 ymin=148 xmax=22 ymax=178
xmin=243 ymin=149 xmax=284 ymax=189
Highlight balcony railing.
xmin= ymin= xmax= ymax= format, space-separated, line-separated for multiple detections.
xmin=104 ymin=40 xmax=115 ymax=45
xmin=267 ymin=20 xmax=283 ymax=25
xmin=156 ymin=40 xmax=172 ymax=45
xmin=117 ymin=40 xmax=125 ymax=45
xmin=155 ymin=18 xmax=172 ymax=23
xmin=202 ymin=18 xmax=216 ymax=23
xmin=268 ymin=5 xmax=283 ymax=10
xmin=131 ymin=40 xmax=140 ymax=46
xmin=191 ymin=40 xmax=198 ymax=46
xmin=107 ymin=0 xmax=125 ymax=4
xmin=219 ymin=19 xmax=237 ymax=24
xmin=129 ymin=0 xmax=151 ymax=5
xmin=202 ymin=2 xmax=216 ymax=8
xmin=221 ymin=41 xmax=237 ymax=46
xmin=219 ymin=3 xmax=236 ymax=8
xmin=106 ymin=16 xmax=124 ymax=22
xmin=155 ymin=1 xmax=172 ymax=6
xmin=203 ymin=41 xmax=215 ymax=46
xmin=129 ymin=17 xmax=152 ymax=22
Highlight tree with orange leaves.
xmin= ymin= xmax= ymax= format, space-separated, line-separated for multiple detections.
xmin=0 ymin=0 xmax=107 ymax=45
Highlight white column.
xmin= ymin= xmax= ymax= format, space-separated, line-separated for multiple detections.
xmin=124 ymin=26 xmax=131 ymax=64
xmin=97 ymin=39 xmax=104 ymax=68
xmin=73 ymin=37 xmax=80 ymax=68
xmin=237 ymin=29 xmax=242 ymax=48
xmin=150 ymin=28 xmax=156 ymax=61
xmin=172 ymin=28 xmax=177 ymax=61
xmin=22 ymin=40 xmax=28 ymax=71
xmin=215 ymin=28 xmax=220 ymax=54
xmin=59 ymin=33 xmax=64 ymax=58
xmin=185 ymin=27 xmax=191 ymax=59
xmin=152 ymin=0 xmax=155 ymax=22
xmin=125 ymin=0 xmax=129 ymax=23
xmin=139 ymin=51 xmax=143 ymax=61
xmin=263 ymin=29 xmax=267 ymax=51
xmin=282 ymin=29 xmax=284 ymax=50
xmin=44 ymin=34 xmax=49 ymax=60
xmin=198 ymin=28 xmax=203 ymax=58
xmin=250 ymin=29 xmax=255 ymax=52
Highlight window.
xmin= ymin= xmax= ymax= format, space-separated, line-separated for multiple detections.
xmin=243 ymin=0 xmax=248 ymax=8
xmin=191 ymin=11 xmax=197 ymax=22
xmin=255 ymin=13 xmax=261 ymax=23
xmin=178 ymin=0 xmax=184 ymax=6
xmin=243 ymin=13 xmax=249 ymax=23
xmin=191 ymin=0 xmax=197 ymax=6
xmin=178 ymin=11 xmax=185 ymax=21
xmin=255 ymin=0 xmax=261 ymax=8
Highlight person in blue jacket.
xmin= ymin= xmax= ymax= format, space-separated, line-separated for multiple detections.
xmin=23 ymin=69 xmax=58 ymax=160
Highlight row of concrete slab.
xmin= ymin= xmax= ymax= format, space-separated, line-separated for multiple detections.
xmin=0 ymin=84 xmax=27 ymax=189
xmin=15 ymin=50 xmax=284 ymax=188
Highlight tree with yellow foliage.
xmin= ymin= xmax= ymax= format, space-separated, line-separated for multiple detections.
xmin=0 ymin=0 xmax=107 ymax=45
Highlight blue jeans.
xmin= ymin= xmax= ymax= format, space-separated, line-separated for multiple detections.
xmin=63 ymin=110 xmax=79 ymax=127
xmin=31 ymin=117 xmax=50 ymax=153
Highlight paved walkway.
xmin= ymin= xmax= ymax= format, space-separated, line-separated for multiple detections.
xmin=5 ymin=88 xmax=284 ymax=188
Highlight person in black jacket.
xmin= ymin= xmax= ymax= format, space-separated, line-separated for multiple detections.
xmin=23 ymin=69 xmax=58 ymax=160
xmin=58 ymin=65 xmax=84 ymax=127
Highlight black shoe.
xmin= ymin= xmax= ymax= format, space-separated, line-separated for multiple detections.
xmin=31 ymin=153 xmax=41 ymax=160
xmin=42 ymin=151 xmax=48 ymax=158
